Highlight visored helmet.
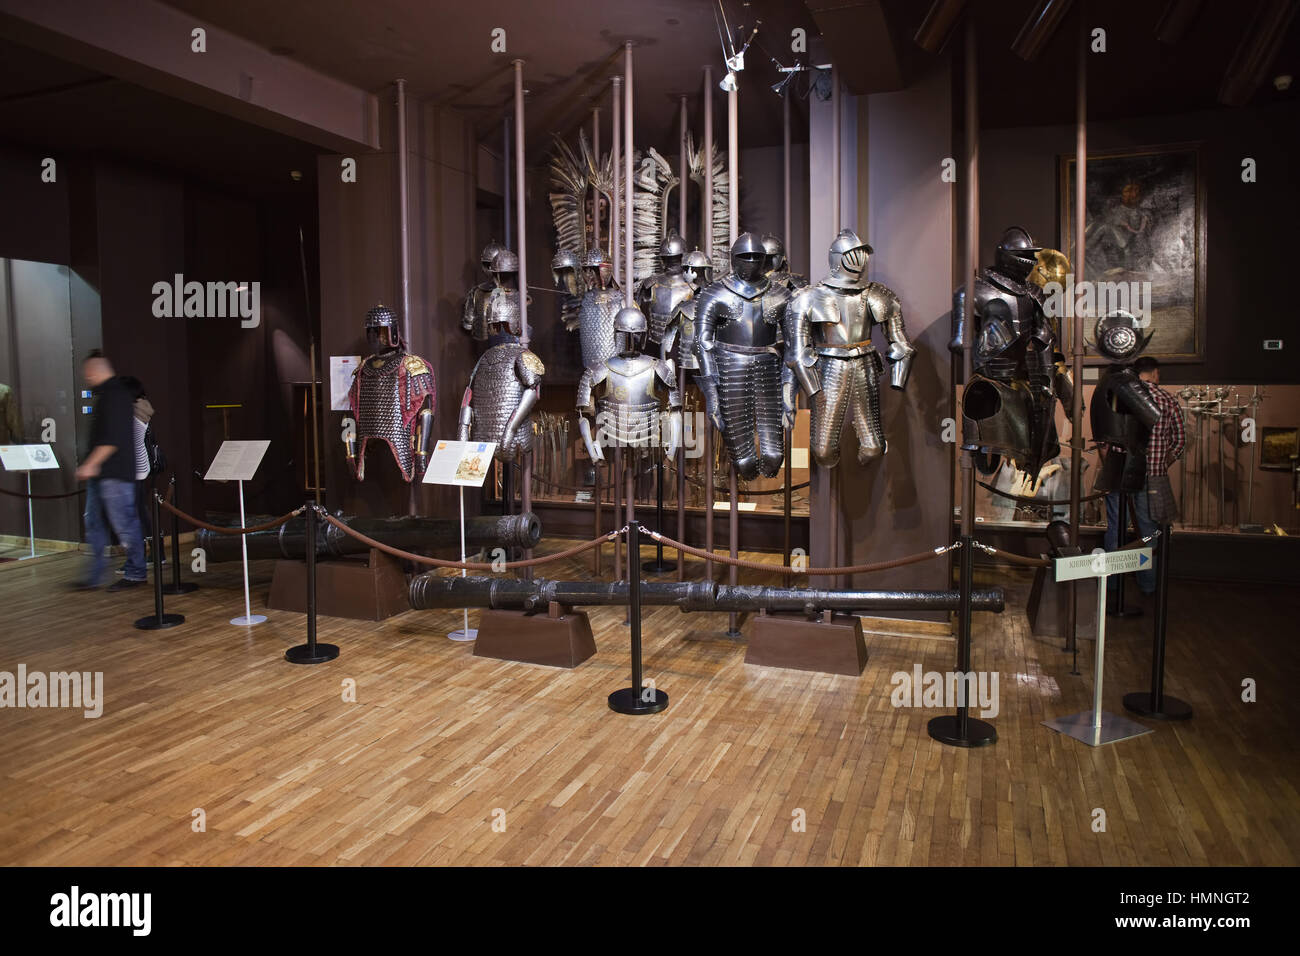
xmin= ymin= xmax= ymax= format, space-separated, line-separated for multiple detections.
xmin=994 ymin=226 xmax=1041 ymax=281
xmin=659 ymin=231 xmax=687 ymax=262
xmin=683 ymin=249 xmax=711 ymax=286
xmin=1093 ymin=310 xmax=1152 ymax=362
xmin=730 ymin=231 xmax=767 ymax=281
xmin=480 ymin=239 xmax=505 ymax=273
xmin=761 ymin=233 xmax=787 ymax=273
xmin=827 ymin=229 xmax=872 ymax=289
xmin=614 ymin=305 xmax=647 ymax=353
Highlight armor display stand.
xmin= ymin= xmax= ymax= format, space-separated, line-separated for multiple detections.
xmin=284 ymin=498 xmax=339 ymax=664
xmin=613 ymin=446 xmax=623 ymax=579
xmin=676 ymin=368 xmax=687 ymax=582
xmin=1045 ymin=548 xmax=1155 ymax=746
xmin=162 ymin=475 xmax=199 ymax=595
xmin=448 ymin=484 xmax=476 ymax=642
xmin=231 ymin=479 xmax=267 ymax=627
xmin=783 ymin=430 xmax=793 ymax=587
xmin=593 ymin=457 xmax=603 ymax=575
xmin=608 ymin=520 xmax=669 ymax=715
xmin=1108 ymin=492 xmax=1142 ymax=617
xmin=726 ymin=467 xmax=741 ymax=637
xmin=134 ymin=492 xmax=184 ymax=631
xmin=0 ymin=444 xmax=59 ymax=559
xmin=1123 ymin=526 xmax=1192 ymax=719
xmin=642 ymin=458 xmax=675 ymax=573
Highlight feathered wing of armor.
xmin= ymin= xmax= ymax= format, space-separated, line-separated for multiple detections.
xmin=631 ymin=148 xmax=677 ymax=290
xmin=686 ymin=132 xmax=730 ymax=273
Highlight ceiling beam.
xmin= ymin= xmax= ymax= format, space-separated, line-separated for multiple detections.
xmin=1218 ymin=0 xmax=1299 ymax=106
xmin=914 ymin=0 xmax=968 ymax=54
xmin=1011 ymin=0 xmax=1075 ymax=62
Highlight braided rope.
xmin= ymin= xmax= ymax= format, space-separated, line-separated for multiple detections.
xmin=157 ymin=496 xmax=303 ymax=535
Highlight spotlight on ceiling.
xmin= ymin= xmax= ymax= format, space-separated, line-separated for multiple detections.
xmin=719 ymin=71 xmax=739 ymax=92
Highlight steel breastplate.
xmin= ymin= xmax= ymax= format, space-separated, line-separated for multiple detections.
xmin=597 ymin=355 xmax=662 ymax=447
xmin=646 ymin=274 xmax=693 ymax=345
xmin=676 ymin=300 xmax=699 ymax=370
xmin=1090 ymin=370 xmax=1150 ymax=452
xmin=961 ymin=374 xmax=1059 ymax=475
xmin=714 ymin=289 xmax=779 ymax=349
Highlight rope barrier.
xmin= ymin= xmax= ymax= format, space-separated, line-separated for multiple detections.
xmin=969 ymin=541 xmax=1052 ymax=568
xmin=156 ymin=496 xmax=304 ymax=535
xmin=0 ymin=485 xmax=85 ymax=500
xmin=976 ymin=478 xmax=1107 ymax=506
xmin=317 ymin=508 xmax=621 ymax=571
xmin=640 ymin=524 xmax=958 ymax=576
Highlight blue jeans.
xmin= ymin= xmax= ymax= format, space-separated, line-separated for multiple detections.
xmin=1104 ymin=488 xmax=1158 ymax=594
xmin=85 ymin=478 xmax=146 ymax=584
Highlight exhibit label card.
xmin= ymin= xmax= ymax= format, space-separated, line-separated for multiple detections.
xmin=330 ymin=355 xmax=361 ymax=411
xmin=0 ymin=444 xmax=59 ymax=471
xmin=423 ymin=440 xmax=497 ymax=488
xmin=1055 ymin=548 xmax=1153 ymax=582
xmin=204 ymin=440 xmax=271 ymax=482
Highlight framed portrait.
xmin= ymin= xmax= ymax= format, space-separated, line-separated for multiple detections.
xmin=1060 ymin=143 xmax=1206 ymax=362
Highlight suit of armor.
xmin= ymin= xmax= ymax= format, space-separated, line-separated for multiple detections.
xmin=762 ymin=233 xmax=809 ymax=295
xmin=462 ymin=240 xmax=507 ymax=341
xmin=785 ymin=230 xmax=914 ymax=469
xmin=347 ymin=304 xmax=436 ymax=482
xmin=950 ymin=227 xmax=1073 ymax=479
xmin=578 ymin=307 xmax=681 ymax=462
xmin=575 ymin=249 xmax=622 ymax=370
xmin=695 ymin=232 xmax=790 ymax=480
xmin=636 ymin=232 xmax=694 ymax=346
xmin=552 ymin=248 xmax=585 ymax=332
xmin=661 ymin=248 xmax=711 ymax=371
xmin=1089 ymin=311 xmax=1158 ymax=493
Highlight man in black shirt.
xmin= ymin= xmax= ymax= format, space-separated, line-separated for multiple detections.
xmin=74 ymin=351 xmax=147 ymax=590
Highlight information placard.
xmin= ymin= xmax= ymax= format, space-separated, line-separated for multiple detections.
xmin=422 ymin=440 xmax=497 ymax=488
xmin=1054 ymin=548 xmax=1153 ymax=582
xmin=330 ymin=355 xmax=361 ymax=411
xmin=0 ymin=444 xmax=59 ymax=471
xmin=204 ymin=440 xmax=270 ymax=482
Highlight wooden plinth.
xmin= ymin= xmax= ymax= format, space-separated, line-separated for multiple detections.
xmin=473 ymin=608 xmax=597 ymax=668
xmin=1027 ymin=565 xmax=1096 ymax=639
xmin=746 ymin=611 xmax=868 ymax=676
xmin=269 ymin=548 xmax=408 ymax=621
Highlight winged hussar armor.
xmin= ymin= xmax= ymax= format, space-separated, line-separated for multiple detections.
xmin=577 ymin=307 xmax=681 ymax=462
xmin=950 ymin=226 xmax=1075 ymax=478
xmin=462 ymin=240 xmax=506 ymax=341
xmin=695 ymin=232 xmax=791 ymax=481
xmin=348 ymin=304 xmax=436 ymax=482
xmin=785 ymin=230 xmax=914 ymax=469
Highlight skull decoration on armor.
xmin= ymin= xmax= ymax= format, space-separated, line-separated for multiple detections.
xmin=635 ymin=231 xmax=694 ymax=347
xmin=784 ymin=229 xmax=914 ymax=469
xmin=1089 ymin=310 xmax=1158 ymax=494
xmin=346 ymin=303 xmax=437 ymax=482
xmin=462 ymin=240 xmax=507 ymax=341
xmin=761 ymin=233 xmax=808 ymax=293
xmin=574 ymin=248 xmax=623 ymax=371
xmin=695 ymin=231 xmax=792 ymax=480
xmin=577 ymin=306 xmax=681 ymax=464
xmin=950 ymin=225 xmax=1076 ymax=478
xmin=458 ymin=257 xmax=545 ymax=462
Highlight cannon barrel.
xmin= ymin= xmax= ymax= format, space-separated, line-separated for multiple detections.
xmin=408 ymin=574 xmax=1005 ymax=615
xmin=196 ymin=512 xmax=542 ymax=563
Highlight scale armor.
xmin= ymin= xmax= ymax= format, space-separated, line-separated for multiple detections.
xmin=786 ymin=234 xmax=913 ymax=470
xmin=459 ymin=343 xmax=544 ymax=462
xmin=577 ymin=287 xmax=622 ymax=370
xmin=348 ymin=351 xmax=436 ymax=481
xmin=695 ymin=255 xmax=790 ymax=480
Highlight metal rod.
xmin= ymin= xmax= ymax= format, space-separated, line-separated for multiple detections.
xmin=726 ymin=76 xmax=739 ymax=635
xmin=784 ymin=429 xmax=793 ymax=588
xmin=1093 ymin=574 xmax=1107 ymax=732
xmin=1067 ymin=7 xmax=1088 ymax=653
xmin=306 ymin=498 xmax=318 ymax=654
xmin=629 ymin=520 xmax=643 ymax=690
xmin=614 ymin=445 xmax=623 ymax=579
xmin=624 ymin=43 xmax=634 ymax=304
xmin=703 ymin=65 xmax=715 ymax=574
xmin=677 ymin=370 xmax=686 ymax=581
xmin=679 ymin=94 xmax=688 ymax=241
xmin=238 ymin=479 xmax=252 ymax=624
xmin=728 ymin=465 xmax=740 ymax=636
xmin=957 ymin=533 xmax=974 ymax=736
xmin=459 ymin=485 xmax=469 ymax=638
xmin=592 ymin=107 xmax=601 ymax=249
xmin=151 ymin=491 xmax=165 ymax=620
xmin=521 ymin=449 xmax=533 ymax=579
xmin=1218 ymin=412 xmax=1225 ymax=527
xmin=395 ymin=79 xmax=412 ymax=348
xmin=612 ymin=76 xmax=622 ymax=285
xmin=514 ymin=59 xmax=529 ymax=346
xmin=831 ymin=66 xmax=840 ymax=234
xmin=782 ymin=83 xmax=793 ymax=589
xmin=503 ymin=112 xmax=512 ymax=248
xmin=25 ymin=472 xmax=34 ymax=558
xmin=593 ymin=447 xmax=603 ymax=574
xmin=1151 ymin=526 xmax=1170 ymax=708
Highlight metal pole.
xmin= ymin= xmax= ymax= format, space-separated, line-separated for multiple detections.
xmin=521 ymin=450 xmax=533 ymax=579
xmin=1123 ymin=526 xmax=1192 ymax=719
xmin=831 ymin=67 xmax=840 ymax=234
xmin=614 ymin=445 xmax=623 ymax=579
xmin=607 ymin=519 xmax=668 ymax=715
xmin=784 ymin=430 xmax=793 ymax=588
xmin=135 ymin=491 xmax=183 ymax=630
xmin=25 ymin=472 xmax=34 ymax=558
xmin=592 ymin=107 xmax=601 ymax=250
xmin=593 ymin=450 xmax=603 ymax=575
xmin=503 ymin=113 xmax=512 ymax=248
xmin=513 ymin=60 xmax=529 ymax=347
xmin=726 ymin=74 xmax=740 ymax=637
xmin=1066 ymin=7 xmax=1088 ymax=654
xmin=395 ymin=79 xmax=412 ymax=348
xmin=163 ymin=475 xmax=198 ymax=595
xmin=679 ymin=94 xmax=688 ymax=240
xmin=612 ymin=76 xmax=622 ymax=285
xmin=284 ymin=501 xmax=339 ymax=663
xmin=783 ymin=77 xmax=794 ymax=591
xmin=676 ymin=92 xmax=688 ymax=580
xmin=703 ymin=65 xmax=715 ymax=579
xmin=1092 ymin=575 xmax=1107 ymax=732
xmin=624 ymin=43 xmax=634 ymax=305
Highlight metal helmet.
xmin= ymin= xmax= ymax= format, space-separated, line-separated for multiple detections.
xmin=364 ymin=303 xmax=401 ymax=348
xmin=683 ymin=249 xmax=711 ymax=285
xmin=491 ymin=249 xmax=519 ymax=274
xmin=1093 ymin=310 xmax=1151 ymax=362
xmin=480 ymin=239 xmax=505 ymax=273
xmin=761 ymin=233 xmax=787 ymax=273
xmin=730 ymin=231 xmax=767 ymax=281
xmin=582 ymin=247 xmax=613 ymax=287
xmin=552 ymin=247 xmax=582 ymax=294
xmin=659 ymin=231 xmax=687 ymax=261
xmin=826 ymin=229 xmax=873 ymax=288
xmin=994 ymin=226 xmax=1041 ymax=281
xmin=614 ymin=305 xmax=647 ymax=352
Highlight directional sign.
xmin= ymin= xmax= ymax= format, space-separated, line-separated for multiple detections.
xmin=1055 ymin=548 xmax=1153 ymax=583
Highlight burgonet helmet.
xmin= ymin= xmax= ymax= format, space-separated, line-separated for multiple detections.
xmin=827 ymin=229 xmax=872 ymax=288
xmin=614 ymin=305 xmax=647 ymax=335
xmin=994 ymin=226 xmax=1041 ymax=281
xmin=761 ymin=233 xmax=787 ymax=272
xmin=659 ymin=231 xmax=687 ymax=261
xmin=480 ymin=239 xmax=505 ymax=271
xmin=684 ymin=249 xmax=711 ymax=285
xmin=1093 ymin=310 xmax=1152 ymax=363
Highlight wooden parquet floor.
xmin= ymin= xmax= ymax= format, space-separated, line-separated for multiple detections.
xmin=0 ymin=539 xmax=1297 ymax=866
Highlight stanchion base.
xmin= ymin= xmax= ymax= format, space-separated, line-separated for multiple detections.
xmin=162 ymin=582 xmax=200 ymax=595
xmin=641 ymin=559 xmax=677 ymax=574
xmin=285 ymin=642 xmax=340 ymax=664
xmin=608 ymin=686 xmax=669 ymax=715
xmin=448 ymin=628 xmax=477 ymax=642
xmin=231 ymin=614 xmax=268 ymax=627
xmin=134 ymin=613 xmax=184 ymax=631
xmin=1043 ymin=710 xmax=1153 ymax=746
xmin=927 ymin=714 xmax=997 ymax=748
xmin=1122 ymin=692 xmax=1192 ymax=721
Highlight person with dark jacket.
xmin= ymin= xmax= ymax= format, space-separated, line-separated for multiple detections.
xmin=74 ymin=351 xmax=146 ymax=590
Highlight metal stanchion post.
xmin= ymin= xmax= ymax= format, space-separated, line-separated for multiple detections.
xmin=1124 ymin=526 xmax=1192 ymax=719
xmin=608 ymin=522 xmax=668 ymax=715
xmin=927 ymin=535 xmax=996 ymax=747
xmin=162 ymin=475 xmax=198 ymax=595
xmin=135 ymin=493 xmax=184 ymax=630
xmin=286 ymin=503 xmax=340 ymax=664
xmin=642 ymin=458 xmax=675 ymax=573
xmin=1108 ymin=493 xmax=1141 ymax=617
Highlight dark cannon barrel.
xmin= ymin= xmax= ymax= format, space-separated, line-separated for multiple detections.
xmin=196 ymin=512 xmax=542 ymax=563
xmin=408 ymin=574 xmax=1005 ymax=615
